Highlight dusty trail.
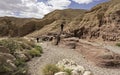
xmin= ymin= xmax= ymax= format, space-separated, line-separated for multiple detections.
xmin=27 ymin=42 xmax=120 ymax=75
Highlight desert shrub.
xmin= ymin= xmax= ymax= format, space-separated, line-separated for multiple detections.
xmin=34 ymin=45 xmax=43 ymax=53
xmin=19 ymin=42 xmax=31 ymax=50
xmin=15 ymin=58 xmax=26 ymax=67
xmin=13 ymin=38 xmax=35 ymax=48
xmin=12 ymin=65 xmax=28 ymax=75
xmin=0 ymin=38 xmax=43 ymax=75
xmin=28 ymin=49 xmax=41 ymax=57
xmin=0 ymin=63 xmax=13 ymax=73
xmin=0 ymin=39 xmax=21 ymax=54
xmin=63 ymin=69 xmax=72 ymax=75
xmin=43 ymin=64 xmax=60 ymax=75
xmin=116 ymin=43 xmax=120 ymax=47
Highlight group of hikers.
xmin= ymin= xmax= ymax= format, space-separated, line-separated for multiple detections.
xmin=36 ymin=23 xmax=64 ymax=45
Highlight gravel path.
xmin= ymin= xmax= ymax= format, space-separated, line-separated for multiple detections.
xmin=27 ymin=42 xmax=120 ymax=75
xmin=103 ymin=45 xmax=120 ymax=54
xmin=79 ymin=39 xmax=120 ymax=54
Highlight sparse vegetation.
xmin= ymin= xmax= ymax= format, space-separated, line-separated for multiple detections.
xmin=42 ymin=64 xmax=73 ymax=75
xmin=43 ymin=64 xmax=60 ymax=75
xmin=0 ymin=39 xmax=21 ymax=54
xmin=0 ymin=38 xmax=43 ymax=75
xmin=116 ymin=43 xmax=120 ymax=47
xmin=63 ymin=69 xmax=72 ymax=75
xmin=28 ymin=49 xmax=41 ymax=57
xmin=34 ymin=45 xmax=43 ymax=53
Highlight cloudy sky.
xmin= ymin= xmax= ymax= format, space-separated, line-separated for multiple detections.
xmin=0 ymin=0 xmax=108 ymax=18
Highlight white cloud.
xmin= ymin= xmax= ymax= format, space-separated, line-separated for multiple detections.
xmin=0 ymin=0 xmax=71 ymax=18
xmin=0 ymin=0 xmax=100 ymax=18
xmin=47 ymin=0 xmax=71 ymax=9
xmin=72 ymin=0 xmax=98 ymax=4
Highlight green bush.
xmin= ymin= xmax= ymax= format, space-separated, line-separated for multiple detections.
xmin=116 ymin=43 xmax=120 ymax=47
xmin=63 ymin=69 xmax=72 ymax=75
xmin=28 ymin=49 xmax=41 ymax=57
xmin=15 ymin=58 xmax=26 ymax=67
xmin=43 ymin=64 xmax=60 ymax=75
xmin=34 ymin=45 xmax=43 ymax=53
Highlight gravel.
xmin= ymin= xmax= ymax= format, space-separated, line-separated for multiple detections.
xmin=27 ymin=42 xmax=120 ymax=75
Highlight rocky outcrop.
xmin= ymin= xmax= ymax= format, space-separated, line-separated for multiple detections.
xmin=65 ymin=0 xmax=120 ymax=41
xmin=55 ymin=59 xmax=93 ymax=75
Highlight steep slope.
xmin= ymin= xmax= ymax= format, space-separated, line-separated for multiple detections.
xmin=28 ymin=0 xmax=120 ymax=41
xmin=65 ymin=0 xmax=120 ymax=41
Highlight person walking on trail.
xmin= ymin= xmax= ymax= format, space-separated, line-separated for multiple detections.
xmin=55 ymin=23 xmax=64 ymax=45
xmin=55 ymin=35 xmax=61 ymax=45
xmin=36 ymin=37 xmax=39 ymax=43
xmin=61 ymin=23 xmax=64 ymax=31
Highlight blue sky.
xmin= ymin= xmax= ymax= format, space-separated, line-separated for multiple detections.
xmin=0 ymin=0 xmax=109 ymax=18
xmin=69 ymin=0 xmax=108 ymax=9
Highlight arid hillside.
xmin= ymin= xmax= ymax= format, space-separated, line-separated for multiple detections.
xmin=0 ymin=9 xmax=86 ymax=37
xmin=65 ymin=0 xmax=120 ymax=41
xmin=0 ymin=0 xmax=120 ymax=41
xmin=28 ymin=0 xmax=120 ymax=41
xmin=0 ymin=17 xmax=40 ymax=37
xmin=27 ymin=9 xmax=86 ymax=37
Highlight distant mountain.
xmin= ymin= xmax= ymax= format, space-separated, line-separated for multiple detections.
xmin=0 ymin=17 xmax=40 ymax=37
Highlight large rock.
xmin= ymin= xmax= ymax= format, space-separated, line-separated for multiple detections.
xmin=83 ymin=71 xmax=93 ymax=75
xmin=56 ymin=59 xmax=77 ymax=70
xmin=71 ymin=70 xmax=80 ymax=75
xmin=56 ymin=59 xmax=93 ymax=75
xmin=54 ymin=72 xmax=67 ymax=75
xmin=74 ymin=66 xmax=85 ymax=74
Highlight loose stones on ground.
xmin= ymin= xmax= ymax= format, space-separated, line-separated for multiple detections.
xmin=55 ymin=59 xmax=93 ymax=75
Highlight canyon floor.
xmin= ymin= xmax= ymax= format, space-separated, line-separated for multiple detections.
xmin=27 ymin=39 xmax=120 ymax=75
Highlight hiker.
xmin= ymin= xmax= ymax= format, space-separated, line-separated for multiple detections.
xmin=55 ymin=35 xmax=61 ymax=45
xmin=61 ymin=23 xmax=64 ymax=31
xmin=55 ymin=23 xmax=64 ymax=45
xmin=36 ymin=37 xmax=39 ymax=43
